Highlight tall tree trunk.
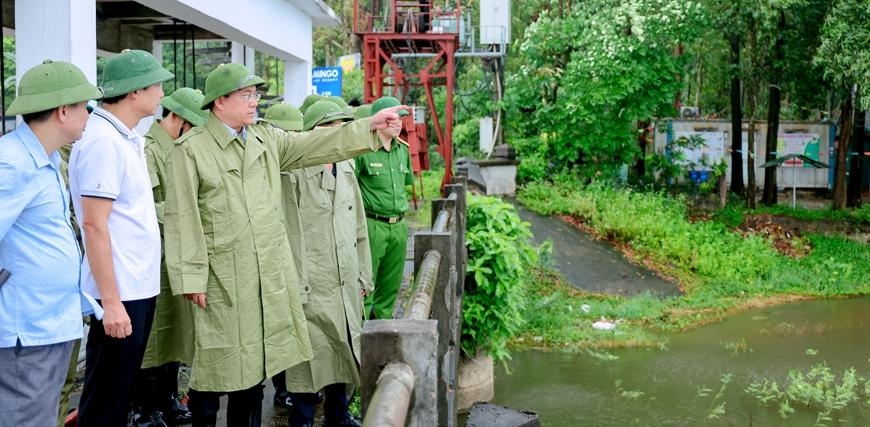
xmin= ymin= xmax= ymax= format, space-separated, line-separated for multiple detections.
xmin=636 ymin=120 xmax=650 ymax=179
xmin=673 ymin=44 xmax=684 ymax=111
xmin=747 ymin=118 xmax=757 ymax=209
xmin=832 ymin=95 xmax=852 ymax=210
xmin=729 ymin=32 xmax=745 ymax=195
xmin=762 ymin=12 xmax=787 ymax=206
xmin=745 ymin=15 xmax=757 ymax=210
xmin=847 ymin=105 xmax=866 ymax=207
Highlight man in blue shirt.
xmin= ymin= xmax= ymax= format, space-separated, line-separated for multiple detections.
xmin=0 ymin=60 xmax=103 ymax=427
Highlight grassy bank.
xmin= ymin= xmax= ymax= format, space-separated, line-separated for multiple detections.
xmin=513 ymin=180 xmax=870 ymax=351
xmin=406 ymin=171 xmax=870 ymax=351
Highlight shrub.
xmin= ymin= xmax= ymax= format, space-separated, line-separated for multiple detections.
xmin=462 ymin=195 xmax=539 ymax=361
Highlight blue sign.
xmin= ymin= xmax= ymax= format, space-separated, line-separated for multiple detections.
xmin=311 ymin=67 xmax=343 ymax=96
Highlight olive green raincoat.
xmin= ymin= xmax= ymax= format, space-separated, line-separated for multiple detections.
xmin=280 ymin=160 xmax=373 ymax=392
xmin=163 ymin=114 xmax=378 ymax=392
xmin=142 ymin=121 xmax=194 ymax=368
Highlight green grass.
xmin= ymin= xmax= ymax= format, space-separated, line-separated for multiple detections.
xmin=514 ymin=268 xmax=670 ymax=351
xmin=512 ymin=179 xmax=870 ymax=350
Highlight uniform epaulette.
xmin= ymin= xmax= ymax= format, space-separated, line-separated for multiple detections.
xmin=175 ymin=127 xmax=203 ymax=145
xmin=396 ymin=137 xmax=410 ymax=147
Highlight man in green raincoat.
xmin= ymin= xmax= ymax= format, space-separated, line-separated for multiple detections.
xmin=131 ymin=87 xmax=208 ymax=425
xmin=356 ymin=96 xmax=415 ymax=320
xmin=162 ymin=63 xmax=406 ymax=427
xmin=258 ymin=101 xmax=304 ymax=412
xmin=278 ymin=100 xmax=372 ymax=427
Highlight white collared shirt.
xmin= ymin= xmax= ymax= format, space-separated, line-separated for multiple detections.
xmin=223 ymin=122 xmax=248 ymax=142
xmin=69 ymin=107 xmax=161 ymax=301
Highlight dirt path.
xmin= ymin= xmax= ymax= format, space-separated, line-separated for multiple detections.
xmin=514 ymin=204 xmax=682 ymax=297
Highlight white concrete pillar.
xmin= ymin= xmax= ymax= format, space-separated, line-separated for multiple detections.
xmin=15 ymin=0 xmax=97 ymax=84
xmin=230 ymin=42 xmax=256 ymax=73
xmin=230 ymin=41 xmax=244 ymax=65
xmin=283 ymin=59 xmax=310 ymax=106
xmin=244 ymin=46 xmax=256 ymax=73
xmin=152 ymin=40 xmax=163 ymax=64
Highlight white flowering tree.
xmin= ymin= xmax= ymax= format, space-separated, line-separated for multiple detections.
xmin=506 ymin=0 xmax=707 ymax=182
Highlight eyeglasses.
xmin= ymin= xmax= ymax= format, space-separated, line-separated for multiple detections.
xmin=234 ymin=91 xmax=261 ymax=103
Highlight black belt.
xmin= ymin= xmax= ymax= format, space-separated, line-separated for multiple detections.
xmin=366 ymin=212 xmax=404 ymax=224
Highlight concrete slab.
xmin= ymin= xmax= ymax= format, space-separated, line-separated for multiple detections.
xmin=514 ymin=204 xmax=682 ymax=297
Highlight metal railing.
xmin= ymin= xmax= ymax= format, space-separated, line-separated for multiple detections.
xmin=360 ymin=176 xmax=467 ymax=427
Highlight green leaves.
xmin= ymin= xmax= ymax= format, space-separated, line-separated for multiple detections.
xmin=507 ymin=0 xmax=708 ymax=181
xmin=461 ymin=196 xmax=540 ymax=361
xmin=747 ymin=363 xmax=863 ymax=425
xmin=814 ymin=0 xmax=870 ymax=110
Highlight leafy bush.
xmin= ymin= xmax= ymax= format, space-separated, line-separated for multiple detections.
xmin=462 ymin=196 xmax=539 ymax=361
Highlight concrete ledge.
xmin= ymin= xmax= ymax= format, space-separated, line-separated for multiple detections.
xmin=465 ymin=402 xmax=541 ymax=427
xmin=361 ymin=319 xmax=439 ymax=427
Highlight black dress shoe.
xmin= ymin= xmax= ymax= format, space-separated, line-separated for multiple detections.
xmin=323 ymin=415 xmax=362 ymax=427
xmin=273 ymin=389 xmax=294 ymax=411
xmin=166 ymin=396 xmax=192 ymax=425
xmin=131 ymin=410 xmax=169 ymax=427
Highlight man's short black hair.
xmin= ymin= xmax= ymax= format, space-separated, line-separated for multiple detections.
xmin=100 ymin=94 xmax=127 ymax=105
xmin=21 ymin=108 xmax=56 ymax=125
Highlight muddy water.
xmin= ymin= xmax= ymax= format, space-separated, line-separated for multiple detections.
xmin=494 ymin=298 xmax=870 ymax=426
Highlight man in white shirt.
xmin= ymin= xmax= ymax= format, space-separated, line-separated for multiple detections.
xmin=69 ymin=49 xmax=174 ymax=427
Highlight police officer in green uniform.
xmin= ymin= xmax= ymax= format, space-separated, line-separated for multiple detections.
xmin=355 ymin=96 xmax=414 ymax=320
xmin=162 ymin=63 xmax=406 ymax=427
xmin=281 ymin=100 xmax=372 ymax=427
xmin=130 ymin=87 xmax=208 ymax=426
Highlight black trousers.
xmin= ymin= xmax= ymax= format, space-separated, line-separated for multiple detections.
xmin=271 ymin=370 xmax=286 ymax=394
xmin=188 ymin=383 xmax=264 ymax=427
xmin=290 ymin=383 xmax=350 ymax=424
xmin=78 ymin=296 xmax=157 ymax=427
xmin=131 ymin=362 xmax=181 ymax=412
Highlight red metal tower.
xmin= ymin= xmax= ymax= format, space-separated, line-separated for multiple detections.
xmin=353 ymin=0 xmax=460 ymax=189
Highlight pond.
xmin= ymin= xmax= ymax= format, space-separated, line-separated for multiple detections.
xmin=494 ymin=298 xmax=870 ymax=426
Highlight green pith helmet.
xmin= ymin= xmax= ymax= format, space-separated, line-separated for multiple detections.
xmin=201 ymin=63 xmax=265 ymax=108
xmin=303 ymin=100 xmax=354 ymax=131
xmin=261 ymin=103 xmax=304 ymax=132
xmin=371 ymin=96 xmax=409 ymax=116
xmin=326 ymin=95 xmax=349 ymax=111
xmin=100 ymin=49 xmax=174 ymax=98
xmin=299 ymin=94 xmax=324 ymax=114
xmin=7 ymin=60 xmax=103 ymax=116
xmin=353 ymin=104 xmax=372 ymax=119
xmin=161 ymin=87 xmax=208 ymax=127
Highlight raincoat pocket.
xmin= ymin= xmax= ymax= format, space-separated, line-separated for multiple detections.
xmin=195 ymin=260 xmax=237 ymax=350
